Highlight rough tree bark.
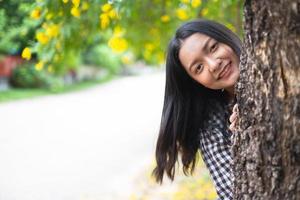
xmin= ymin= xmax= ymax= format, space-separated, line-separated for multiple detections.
xmin=232 ymin=0 xmax=300 ymax=199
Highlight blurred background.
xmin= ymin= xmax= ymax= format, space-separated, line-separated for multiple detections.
xmin=0 ymin=0 xmax=243 ymax=199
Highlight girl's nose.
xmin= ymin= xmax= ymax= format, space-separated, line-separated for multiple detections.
xmin=207 ymin=58 xmax=222 ymax=73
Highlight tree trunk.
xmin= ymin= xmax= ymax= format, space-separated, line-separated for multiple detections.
xmin=232 ymin=0 xmax=300 ymax=199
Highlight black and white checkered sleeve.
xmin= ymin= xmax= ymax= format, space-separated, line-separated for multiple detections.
xmin=199 ymin=126 xmax=233 ymax=200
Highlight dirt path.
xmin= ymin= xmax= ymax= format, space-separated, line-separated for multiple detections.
xmin=0 ymin=71 xmax=165 ymax=200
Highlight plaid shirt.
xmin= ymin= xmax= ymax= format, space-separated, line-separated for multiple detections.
xmin=198 ymin=98 xmax=236 ymax=200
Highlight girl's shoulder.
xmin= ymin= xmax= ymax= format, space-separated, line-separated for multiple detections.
xmin=200 ymin=97 xmax=234 ymax=143
xmin=203 ymin=98 xmax=228 ymax=130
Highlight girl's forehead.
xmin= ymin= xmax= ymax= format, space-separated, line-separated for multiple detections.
xmin=180 ymin=33 xmax=212 ymax=49
xmin=179 ymin=33 xmax=212 ymax=62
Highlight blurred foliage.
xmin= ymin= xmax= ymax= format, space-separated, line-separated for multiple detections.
xmin=0 ymin=72 xmax=115 ymax=102
xmin=169 ymin=154 xmax=218 ymax=200
xmin=0 ymin=0 xmax=38 ymax=54
xmin=129 ymin=155 xmax=217 ymax=200
xmin=10 ymin=63 xmax=64 ymax=91
xmin=1 ymin=0 xmax=243 ymax=77
xmin=173 ymin=174 xmax=217 ymax=200
xmin=82 ymin=44 xmax=122 ymax=74
xmin=119 ymin=0 xmax=243 ymax=65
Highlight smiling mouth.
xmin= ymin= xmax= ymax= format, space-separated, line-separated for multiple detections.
xmin=218 ymin=62 xmax=231 ymax=79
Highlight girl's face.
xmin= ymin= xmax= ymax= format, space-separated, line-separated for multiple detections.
xmin=178 ymin=33 xmax=240 ymax=91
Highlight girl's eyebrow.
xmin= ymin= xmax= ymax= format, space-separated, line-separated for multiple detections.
xmin=188 ymin=37 xmax=212 ymax=71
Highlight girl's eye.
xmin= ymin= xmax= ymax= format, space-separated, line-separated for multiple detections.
xmin=195 ymin=64 xmax=203 ymax=73
xmin=210 ymin=42 xmax=218 ymax=52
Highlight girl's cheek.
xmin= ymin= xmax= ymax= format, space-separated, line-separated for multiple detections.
xmin=198 ymin=74 xmax=215 ymax=88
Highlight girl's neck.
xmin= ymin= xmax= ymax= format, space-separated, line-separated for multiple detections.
xmin=225 ymin=86 xmax=235 ymax=102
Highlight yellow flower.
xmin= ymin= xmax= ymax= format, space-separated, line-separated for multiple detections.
xmin=46 ymin=24 xmax=59 ymax=38
xmin=35 ymin=61 xmax=44 ymax=71
xmin=42 ymin=22 xmax=48 ymax=29
xmin=47 ymin=65 xmax=54 ymax=73
xmin=72 ymin=0 xmax=80 ymax=8
xmin=101 ymin=19 xmax=110 ymax=29
xmin=71 ymin=6 xmax=80 ymax=18
xmin=207 ymin=190 xmax=218 ymax=199
xmin=176 ymin=8 xmax=189 ymax=20
xmin=108 ymin=37 xmax=128 ymax=53
xmin=121 ymin=55 xmax=131 ymax=65
xmin=36 ymin=32 xmax=49 ymax=44
xmin=82 ymin=2 xmax=89 ymax=10
xmin=160 ymin=15 xmax=170 ymax=22
xmin=108 ymin=9 xmax=117 ymax=19
xmin=62 ymin=0 xmax=69 ymax=3
xmin=191 ymin=0 xmax=201 ymax=8
xmin=21 ymin=47 xmax=31 ymax=60
xmin=181 ymin=0 xmax=190 ymax=3
xmin=201 ymin=8 xmax=209 ymax=16
xmin=101 ymin=3 xmax=112 ymax=12
xmin=30 ymin=7 xmax=41 ymax=20
xmin=145 ymin=43 xmax=155 ymax=51
xmin=194 ymin=190 xmax=207 ymax=199
xmin=100 ymin=13 xmax=110 ymax=29
xmin=113 ymin=26 xmax=125 ymax=37
xmin=129 ymin=194 xmax=137 ymax=200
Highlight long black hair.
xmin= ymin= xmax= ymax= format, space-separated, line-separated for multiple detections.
xmin=152 ymin=19 xmax=242 ymax=183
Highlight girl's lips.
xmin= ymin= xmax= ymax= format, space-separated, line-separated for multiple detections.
xmin=219 ymin=62 xmax=232 ymax=79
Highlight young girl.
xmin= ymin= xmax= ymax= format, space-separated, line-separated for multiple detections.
xmin=152 ymin=19 xmax=241 ymax=200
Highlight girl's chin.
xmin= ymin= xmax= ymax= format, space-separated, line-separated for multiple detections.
xmin=218 ymin=78 xmax=238 ymax=90
xmin=224 ymin=68 xmax=239 ymax=84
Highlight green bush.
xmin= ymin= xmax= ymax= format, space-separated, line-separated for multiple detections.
xmin=10 ymin=64 xmax=64 ymax=91
xmin=83 ymin=44 xmax=122 ymax=74
xmin=0 ymin=0 xmax=37 ymax=54
xmin=54 ymin=50 xmax=82 ymax=75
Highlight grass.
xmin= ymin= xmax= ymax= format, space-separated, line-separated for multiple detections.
xmin=0 ymin=73 xmax=117 ymax=103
